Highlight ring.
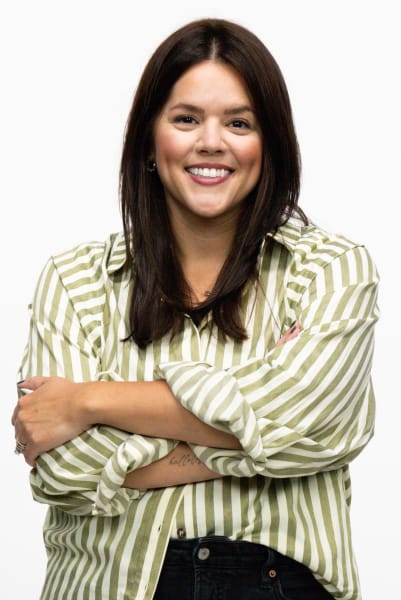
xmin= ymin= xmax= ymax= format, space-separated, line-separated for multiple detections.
xmin=15 ymin=440 xmax=27 ymax=455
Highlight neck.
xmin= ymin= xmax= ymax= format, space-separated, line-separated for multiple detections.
xmin=169 ymin=213 xmax=238 ymax=304
xmin=170 ymin=212 xmax=237 ymax=263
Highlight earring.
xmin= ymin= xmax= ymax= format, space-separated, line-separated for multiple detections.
xmin=147 ymin=160 xmax=157 ymax=173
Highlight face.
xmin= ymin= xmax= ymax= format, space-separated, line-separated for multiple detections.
xmin=152 ymin=61 xmax=262 ymax=229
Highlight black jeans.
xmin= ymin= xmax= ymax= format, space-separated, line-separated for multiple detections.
xmin=154 ymin=536 xmax=334 ymax=600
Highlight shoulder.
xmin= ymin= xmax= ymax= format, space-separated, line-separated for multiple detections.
xmin=265 ymin=220 xmax=378 ymax=299
xmin=48 ymin=232 xmax=125 ymax=279
xmin=273 ymin=219 xmax=361 ymax=256
xmin=272 ymin=219 xmax=376 ymax=273
xmin=34 ymin=233 xmax=126 ymax=301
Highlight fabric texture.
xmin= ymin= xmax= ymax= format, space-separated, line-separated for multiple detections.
xmin=18 ymin=220 xmax=379 ymax=600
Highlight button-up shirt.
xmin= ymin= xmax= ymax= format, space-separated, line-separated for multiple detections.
xmin=19 ymin=220 xmax=379 ymax=600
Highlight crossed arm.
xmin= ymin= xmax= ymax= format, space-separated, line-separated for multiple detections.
xmin=12 ymin=242 xmax=378 ymax=516
xmin=13 ymin=323 xmax=301 ymax=489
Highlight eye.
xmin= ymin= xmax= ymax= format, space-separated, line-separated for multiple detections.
xmin=172 ymin=114 xmax=198 ymax=125
xmin=229 ymin=119 xmax=251 ymax=129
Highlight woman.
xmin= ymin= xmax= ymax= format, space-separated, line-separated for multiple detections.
xmin=13 ymin=18 xmax=378 ymax=600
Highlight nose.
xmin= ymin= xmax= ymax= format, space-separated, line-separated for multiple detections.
xmin=196 ymin=119 xmax=224 ymax=154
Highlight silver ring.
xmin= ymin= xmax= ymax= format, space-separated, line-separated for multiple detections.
xmin=15 ymin=440 xmax=27 ymax=455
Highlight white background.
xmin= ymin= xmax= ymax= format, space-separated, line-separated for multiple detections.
xmin=1 ymin=1 xmax=399 ymax=598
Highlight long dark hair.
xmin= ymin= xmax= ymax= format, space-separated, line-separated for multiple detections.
xmin=120 ymin=18 xmax=305 ymax=347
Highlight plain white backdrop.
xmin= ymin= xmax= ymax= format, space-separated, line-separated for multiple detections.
xmin=1 ymin=1 xmax=399 ymax=598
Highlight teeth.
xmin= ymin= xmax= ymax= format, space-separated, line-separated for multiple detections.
xmin=187 ymin=167 xmax=230 ymax=178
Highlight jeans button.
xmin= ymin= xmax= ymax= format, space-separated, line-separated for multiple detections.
xmin=198 ymin=547 xmax=210 ymax=560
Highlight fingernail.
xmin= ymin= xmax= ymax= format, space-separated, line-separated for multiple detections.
xmin=17 ymin=380 xmax=25 ymax=385
xmin=289 ymin=325 xmax=297 ymax=334
xmin=289 ymin=320 xmax=296 ymax=327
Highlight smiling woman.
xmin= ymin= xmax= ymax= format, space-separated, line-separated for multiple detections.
xmin=153 ymin=61 xmax=262 ymax=222
xmin=120 ymin=21 xmax=302 ymax=345
xmin=152 ymin=60 xmax=262 ymax=304
xmin=13 ymin=17 xmax=378 ymax=600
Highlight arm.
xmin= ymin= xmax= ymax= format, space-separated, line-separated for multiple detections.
xmin=157 ymin=245 xmax=379 ymax=478
xmin=16 ymin=240 xmax=378 ymax=485
xmin=15 ymin=376 xmax=240 ymax=465
xmin=121 ymin=325 xmax=300 ymax=490
xmin=42 ymin=244 xmax=375 ymax=481
xmin=87 ymin=324 xmax=301 ymax=446
xmin=15 ymin=319 xmax=301 ymax=460
xmin=13 ymin=247 xmax=182 ymax=515
xmin=16 ymin=322 xmax=300 ymax=487
xmin=123 ymin=442 xmax=222 ymax=489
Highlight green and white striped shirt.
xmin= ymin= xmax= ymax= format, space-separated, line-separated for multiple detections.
xmin=19 ymin=220 xmax=378 ymax=600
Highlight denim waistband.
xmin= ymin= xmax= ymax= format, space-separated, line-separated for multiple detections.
xmin=157 ymin=536 xmax=334 ymax=599
xmin=165 ymin=536 xmax=307 ymax=572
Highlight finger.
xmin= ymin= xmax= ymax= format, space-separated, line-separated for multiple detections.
xmin=12 ymin=393 xmax=30 ymax=427
xmin=276 ymin=330 xmax=290 ymax=346
xmin=286 ymin=323 xmax=301 ymax=340
xmin=11 ymin=405 xmax=18 ymax=426
xmin=24 ymin=452 xmax=37 ymax=467
xmin=13 ymin=417 xmax=20 ymax=438
xmin=13 ymin=427 xmax=30 ymax=461
xmin=276 ymin=321 xmax=302 ymax=346
xmin=23 ymin=438 xmax=38 ymax=466
xmin=18 ymin=376 xmax=51 ymax=391
xmin=289 ymin=322 xmax=301 ymax=335
xmin=276 ymin=333 xmax=288 ymax=346
xmin=14 ymin=432 xmax=36 ymax=466
xmin=18 ymin=444 xmax=36 ymax=467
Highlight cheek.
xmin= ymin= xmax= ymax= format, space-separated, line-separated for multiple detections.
xmin=239 ymin=138 xmax=262 ymax=165
xmin=239 ymin=139 xmax=262 ymax=175
xmin=154 ymin=130 xmax=189 ymax=167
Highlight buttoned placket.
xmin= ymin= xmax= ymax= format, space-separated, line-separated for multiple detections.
xmin=183 ymin=312 xmax=215 ymax=363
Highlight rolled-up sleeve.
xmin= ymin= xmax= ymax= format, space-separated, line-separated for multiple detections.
xmin=20 ymin=250 xmax=175 ymax=516
xmin=156 ymin=245 xmax=379 ymax=478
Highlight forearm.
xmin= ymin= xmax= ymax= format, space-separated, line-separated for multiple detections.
xmin=84 ymin=380 xmax=241 ymax=450
xmin=16 ymin=324 xmax=301 ymax=462
xmin=123 ymin=442 xmax=222 ymax=489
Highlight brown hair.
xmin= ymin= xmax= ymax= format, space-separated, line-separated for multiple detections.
xmin=120 ymin=18 xmax=305 ymax=347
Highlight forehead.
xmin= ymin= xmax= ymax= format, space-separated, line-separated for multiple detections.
xmin=165 ymin=60 xmax=254 ymax=107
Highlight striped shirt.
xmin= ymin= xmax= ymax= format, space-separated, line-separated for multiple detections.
xmin=19 ymin=220 xmax=379 ymax=600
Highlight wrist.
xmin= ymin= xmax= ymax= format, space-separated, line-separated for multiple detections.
xmin=78 ymin=381 xmax=104 ymax=427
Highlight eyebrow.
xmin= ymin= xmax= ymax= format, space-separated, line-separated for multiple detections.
xmin=169 ymin=103 xmax=255 ymax=115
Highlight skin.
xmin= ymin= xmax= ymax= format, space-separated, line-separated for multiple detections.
xmin=13 ymin=321 xmax=301 ymax=487
xmin=153 ymin=60 xmax=263 ymax=301
xmin=124 ymin=322 xmax=301 ymax=489
xmin=153 ymin=62 xmax=262 ymax=222
xmin=12 ymin=60 xmax=301 ymax=489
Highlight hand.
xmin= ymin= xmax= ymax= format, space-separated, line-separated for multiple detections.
xmin=12 ymin=376 xmax=93 ymax=466
xmin=276 ymin=320 xmax=302 ymax=346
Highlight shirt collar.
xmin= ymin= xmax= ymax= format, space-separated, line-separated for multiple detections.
xmin=106 ymin=232 xmax=128 ymax=275
xmin=267 ymin=219 xmax=305 ymax=254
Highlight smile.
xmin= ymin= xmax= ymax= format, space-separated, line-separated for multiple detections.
xmin=186 ymin=167 xmax=232 ymax=178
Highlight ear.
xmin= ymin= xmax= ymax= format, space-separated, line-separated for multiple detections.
xmin=147 ymin=159 xmax=157 ymax=173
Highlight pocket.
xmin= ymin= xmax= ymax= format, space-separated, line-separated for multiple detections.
xmin=273 ymin=576 xmax=333 ymax=600
xmin=272 ymin=579 xmax=294 ymax=600
xmin=271 ymin=566 xmax=333 ymax=600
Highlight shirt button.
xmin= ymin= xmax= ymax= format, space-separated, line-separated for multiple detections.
xmin=198 ymin=547 xmax=210 ymax=560
xmin=177 ymin=528 xmax=186 ymax=538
